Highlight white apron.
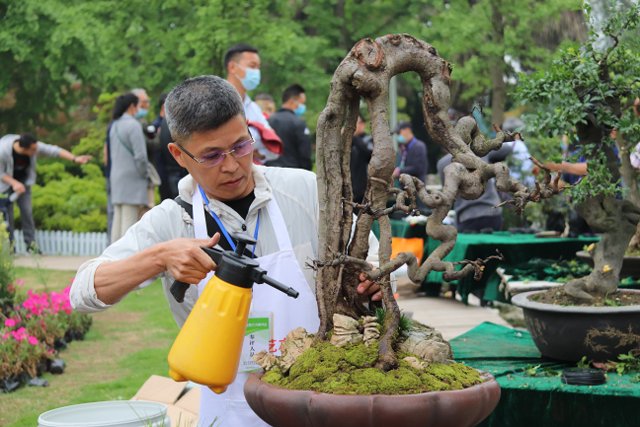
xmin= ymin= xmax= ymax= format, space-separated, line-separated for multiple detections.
xmin=192 ymin=188 xmax=319 ymax=427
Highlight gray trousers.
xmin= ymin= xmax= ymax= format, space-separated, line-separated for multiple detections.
xmin=6 ymin=186 xmax=36 ymax=246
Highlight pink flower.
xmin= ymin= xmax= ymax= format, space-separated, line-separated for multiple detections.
xmin=15 ymin=278 xmax=25 ymax=287
xmin=11 ymin=327 xmax=27 ymax=341
xmin=27 ymin=336 xmax=39 ymax=346
xmin=4 ymin=318 xmax=16 ymax=328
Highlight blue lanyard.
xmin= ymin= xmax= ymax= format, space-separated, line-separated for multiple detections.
xmin=198 ymin=186 xmax=260 ymax=256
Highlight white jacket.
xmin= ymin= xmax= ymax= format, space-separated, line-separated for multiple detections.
xmin=70 ymin=165 xmax=380 ymax=327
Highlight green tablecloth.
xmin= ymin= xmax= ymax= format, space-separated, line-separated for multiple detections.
xmin=424 ymin=232 xmax=598 ymax=303
xmin=451 ymin=323 xmax=640 ymax=427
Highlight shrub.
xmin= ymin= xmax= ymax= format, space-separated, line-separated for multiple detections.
xmin=0 ymin=221 xmax=15 ymax=314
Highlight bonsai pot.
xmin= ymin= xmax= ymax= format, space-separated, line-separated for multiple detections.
xmin=244 ymin=371 xmax=500 ymax=427
xmin=512 ymin=290 xmax=640 ymax=362
xmin=576 ymin=250 xmax=640 ymax=278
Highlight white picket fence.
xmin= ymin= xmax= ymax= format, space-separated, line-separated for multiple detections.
xmin=13 ymin=230 xmax=108 ymax=256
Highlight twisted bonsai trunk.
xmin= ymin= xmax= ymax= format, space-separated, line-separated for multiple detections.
xmin=315 ymin=34 xmax=557 ymax=370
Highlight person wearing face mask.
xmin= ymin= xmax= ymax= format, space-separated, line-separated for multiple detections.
xmin=224 ymin=43 xmax=281 ymax=165
xmin=392 ymin=121 xmax=428 ymax=182
xmin=265 ymin=84 xmax=312 ymax=170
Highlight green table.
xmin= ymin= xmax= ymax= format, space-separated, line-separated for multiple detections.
xmin=424 ymin=232 xmax=598 ymax=304
xmin=451 ymin=323 xmax=640 ymax=427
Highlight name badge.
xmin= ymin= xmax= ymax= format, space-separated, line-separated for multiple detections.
xmin=239 ymin=311 xmax=273 ymax=372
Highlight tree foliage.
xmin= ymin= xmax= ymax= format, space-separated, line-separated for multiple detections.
xmin=420 ymin=0 xmax=585 ymax=123
xmin=518 ymin=2 xmax=640 ymax=203
xmin=516 ymin=3 xmax=640 ymax=300
xmin=1 ymin=0 xmax=591 ymax=135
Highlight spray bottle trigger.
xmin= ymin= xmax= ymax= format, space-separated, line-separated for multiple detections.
xmin=201 ymin=246 xmax=223 ymax=264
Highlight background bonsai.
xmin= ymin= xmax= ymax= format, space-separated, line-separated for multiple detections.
xmin=518 ymin=4 xmax=640 ymax=302
xmin=311 ymin=33 xmax=559 ymax=372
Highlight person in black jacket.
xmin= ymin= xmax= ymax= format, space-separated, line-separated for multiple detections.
xmin=350 ymin=114 xmax=373 ymax=203
xmin=266 ymin=84 xmax=312 ymax=170
xmin=154 ymin=93 xmax=187 ymax=200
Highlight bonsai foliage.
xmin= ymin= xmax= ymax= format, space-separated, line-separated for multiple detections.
xmin=314 ymin=34 xmax=559 ymax=370
xmin=518 ymin=4 xmax=640 ymax=300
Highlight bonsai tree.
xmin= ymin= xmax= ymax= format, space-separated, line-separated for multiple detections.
xmin=518 ymin=4 xmax=640 ymax=301
xmin=312 ymin=33 xmax=560 ymax=370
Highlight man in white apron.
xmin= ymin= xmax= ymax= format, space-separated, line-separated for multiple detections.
xmin=70 ymin=75 xmax=382 ymax=426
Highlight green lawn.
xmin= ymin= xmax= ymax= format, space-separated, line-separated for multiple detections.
xmin=0 ymin=267 xmax=179 ymax=427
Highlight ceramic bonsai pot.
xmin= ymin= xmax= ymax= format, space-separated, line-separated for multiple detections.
xmin=576 ymin=251 xmax=640 ymax=278
xmin=512 ymin=290 xmax=640 ymax=362
xmin=244 ymin=371 xmax=500 ymax=427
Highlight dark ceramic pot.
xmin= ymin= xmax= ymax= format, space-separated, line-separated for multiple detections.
xmin=512 ymin=290 xmax=640 ymax=362
xmin=244 ymin=371 xmax=500 ymax=427
xmin=576 ymin=251 xmax=640 ymax=278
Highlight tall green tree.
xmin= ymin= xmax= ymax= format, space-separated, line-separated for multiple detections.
xmin=421 ymin=0 xmax=585 ymax=124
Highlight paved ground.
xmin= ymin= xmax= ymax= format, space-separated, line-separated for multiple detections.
xmin=14 ymin=255 xmax=509 ymax=339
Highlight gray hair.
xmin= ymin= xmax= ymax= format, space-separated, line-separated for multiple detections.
xmin=165 ymin=75 xmax=245 ymax=143
xmin=130 ymin=88 xmax=148 ymax=97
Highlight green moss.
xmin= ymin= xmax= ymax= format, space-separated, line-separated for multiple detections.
xmin=262 ymin=367 xmax=285 ymax=385
xmin=262 ymin=341 xmax=483 ymax=395
xmin=425 ymin=363 xmax=483 ymax=389
xmin=344 ymin=342 xmax=378 ymax=367
xmin=288 ymin=346 xmax=322 ymax=379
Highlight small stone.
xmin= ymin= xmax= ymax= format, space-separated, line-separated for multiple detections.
xmin=253 ymin=351 xmax=278 ymax=371
xmin=362 ymin=316 xmax=380 ymax=346
xmin=279 ymin=327 xmax=313 ymax=371
xmin=398 ymin=322 xmax=452 ymax=363
xmin=403 ymin=356 xmax=427 ymax=370
xmin=330 ymin=314 xmax=364 ymax=347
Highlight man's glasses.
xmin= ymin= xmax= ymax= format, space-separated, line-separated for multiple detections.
xmin=177 ymin=136 xmax=255 ymax=168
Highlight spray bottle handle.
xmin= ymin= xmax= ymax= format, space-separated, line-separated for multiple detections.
xmin=169 ymin=247 xmax=224 ymax=303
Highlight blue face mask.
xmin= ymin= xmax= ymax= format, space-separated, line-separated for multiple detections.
xmin=396 ymin=134 xmax=406 ymax=144
xmin=240 ymin=67 xmax=261 ymax=91
xmin=294 ymin=103 xmax=306 ymax=116
xmin=135 ymin=108 xmax=148 ymax=119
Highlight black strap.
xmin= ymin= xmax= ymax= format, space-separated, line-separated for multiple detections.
xmin=174 ymin=196 xmax=255 ymax=257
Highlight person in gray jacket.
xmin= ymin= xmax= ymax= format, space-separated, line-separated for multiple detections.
xmin=108 ymin=92 xmax=152 ymax=242
xmin=0 ymin=133 xmax=91 ymax=249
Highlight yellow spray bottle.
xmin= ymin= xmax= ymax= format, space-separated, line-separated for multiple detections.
xmin=166 ymin=233 xmax=299 ymax=394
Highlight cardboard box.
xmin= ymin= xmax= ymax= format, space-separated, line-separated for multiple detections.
xmin=131 ymin=375 xmax=200 ymax=427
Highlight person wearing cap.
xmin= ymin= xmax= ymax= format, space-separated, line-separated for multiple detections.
xmin=392 ymin=121 xmax=428 ymax=183
xmin=0 ymin=133 xmax=92 ymax=250
xmin=70 ymin=75 xmax=382 ymax=426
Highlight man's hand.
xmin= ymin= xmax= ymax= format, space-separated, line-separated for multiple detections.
xmin=74 ymin=155 xmax=93 ymax=164
xmin=392 ymin=167 xmax=401 ymax=178
xmin=12 ymin=181 xmax=26 ymax=195
xmin=357 ymin=272 xmax=382 ymax=301
xmin=162 ymin=233 xmax=221 ymax=285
